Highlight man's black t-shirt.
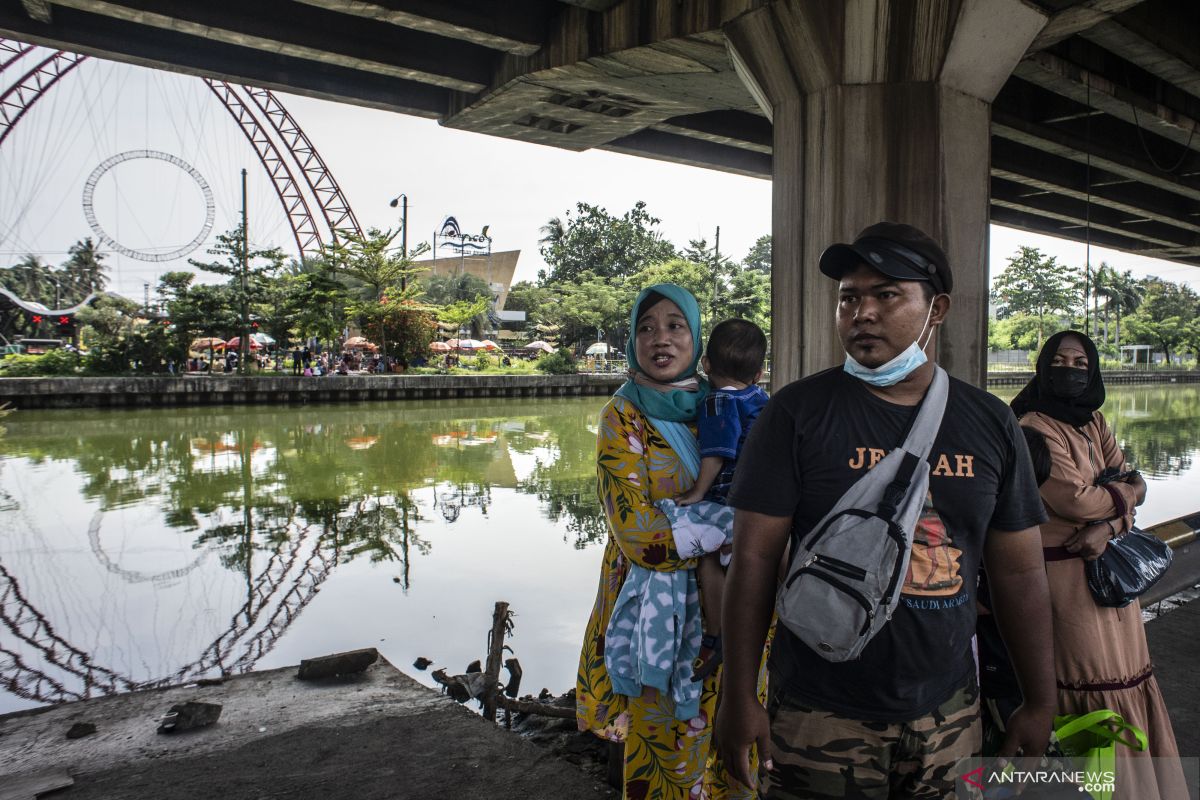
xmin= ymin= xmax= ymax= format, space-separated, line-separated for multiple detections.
xmin=727 ymin=367 xmax=1046 ymax=722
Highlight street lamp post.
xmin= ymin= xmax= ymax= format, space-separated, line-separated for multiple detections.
xmin=42 ymin=272 xmax=68 ymax=309
xmin=389 ymin=193 xmax=408 ymax=291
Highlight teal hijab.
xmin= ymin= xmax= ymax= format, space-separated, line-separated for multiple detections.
xmin=614 ymin=283 xmax=708 ymax=423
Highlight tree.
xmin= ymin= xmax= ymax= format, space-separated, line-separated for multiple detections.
xmin=538 ymin=201 xmax=677 ymax=284
xmin=62 ymin=238 xmax=109 ymax=299
xmin=742 ymin=234 xmax=771 ymax=274
xmin=1125 ymin=277 xmax=1199 ymax=363
xmin=278 ymin=263 xmax=349 ymax=346
xmin=74 ymin=293 xmax=140 ymax=341
xmin=435 ymin=296 xmax=490 ymax=342
xmin=987 ymin=313 xmax=1048 ymax=351
xmin=684 ymin=237 xmax=738 ymax=326
xmin=629 ymin=258 xmax=711 ymax=312
xmin=722 ymin=266 xmax=771 ymax=335
xmin=556 ymin=272 xmax=629 ymax=348
xmin=156 ymin=272 xmax=238 ymax=366
xmin=189 ymin=225 xmax=286 ymax=373
xmin=1109 ymin=269 xmax=1144 ymax=351
xmin=990 ymin=247 xmax=1081 ymax=352
xmin=322 ymin=227 xmax=429 ymax=361
xmin=538 ymin=216 xmax=565 ymax=249
xmin=421 ymin=271 xmax=490 ymax=306
xmin=3 ymin=254 xmax=52 ymax=306
xmin=1084 ymin=262 xmax=1117 ymax=344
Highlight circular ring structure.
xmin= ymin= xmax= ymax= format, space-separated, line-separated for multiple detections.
xmin=81 ymin=149 xmax=215 ymax=262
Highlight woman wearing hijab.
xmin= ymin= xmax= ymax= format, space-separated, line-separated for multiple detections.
xmin=1012 ymin=330 xmax=1183 ymax=798
xmin=576 ymin=284 xmax=760 ymax=800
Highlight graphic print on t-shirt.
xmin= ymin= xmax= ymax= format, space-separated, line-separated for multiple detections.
xmin=903 ymin=489 xmax=963 ymax=597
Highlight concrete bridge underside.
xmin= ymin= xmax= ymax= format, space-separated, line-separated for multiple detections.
xmin=3 ymin=0 xmax=1199 ymax=386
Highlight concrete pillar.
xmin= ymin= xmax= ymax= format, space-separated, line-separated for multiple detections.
xmin=725 ymin=0 xmax=1046 ymax=387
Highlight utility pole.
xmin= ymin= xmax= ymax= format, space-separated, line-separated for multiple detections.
xmin=711 ymin=225 xmax=721 ymax=324
xmin=390 ymin=194 xmax=409 ymax=290
xmin=240 ymin=168 xmax=249 ymax=376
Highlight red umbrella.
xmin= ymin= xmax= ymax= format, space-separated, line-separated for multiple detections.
xmin=429 ymin=341 xmax=451 ymax=352
xmin=225 ymin=336 xmax=262 ymax=350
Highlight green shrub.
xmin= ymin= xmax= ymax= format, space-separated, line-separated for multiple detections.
xmin=0 ymin=349 xmax=82 ymax=377
xmin=536 ymin=349 xmax=577 ymax=375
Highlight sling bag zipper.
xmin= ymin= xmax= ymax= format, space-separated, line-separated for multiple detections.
xmin=785 ymin=567 xmax=875 ymax=635
xmin=804 ymin=508 xmax=907 ymax=550
xmin=804 ymin=553 xmax=868 ymax=581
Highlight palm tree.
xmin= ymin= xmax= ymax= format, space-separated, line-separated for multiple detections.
xmin=7 ymin=254 xmax=51 ymax=305
xmin=62 ymin=238 xmax=108 ymax=299
xmin=1092 ymin=263 xmax=1118 ymax=344
xmin=1111 ymin=270 xmax=1144 ymax=353
xmin=538 ymin=216 xmax=565 ymax=248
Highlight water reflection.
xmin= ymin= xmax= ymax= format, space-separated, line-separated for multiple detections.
xmin=1105 ymin=387 xmax=1200 ymax=478
xmin=0 ymin=399 xmax=603 ymax=710
xmin=1 ymin=387 xmax=1196 ymax=713
xmin=989 ymin=384 xmax=1200 ymax=478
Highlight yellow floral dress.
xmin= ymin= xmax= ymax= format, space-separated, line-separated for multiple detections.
xmin=577 ymin=395 xmax=764 ymax=800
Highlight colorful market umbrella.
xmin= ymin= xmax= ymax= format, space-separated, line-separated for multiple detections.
xmin=191 ymin=337 xmax=225 ymax=351
xmin=585 ymin=342 xmax=614 ymax=356
xmin=344 ymin=336 xmax=374 ymax=348
xmin=478 ymin=340 xmax=501 ymax=351
xmin=225 ymin=336 xmax=262 ymax=350
xmin=521 ymin=340 xmax=556 ymax=353
xmin=429 ymin=341 xmax=451 ymax=352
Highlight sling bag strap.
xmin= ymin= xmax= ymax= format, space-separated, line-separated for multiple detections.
xmin=877 ymin=366 xmax=949 ymax=519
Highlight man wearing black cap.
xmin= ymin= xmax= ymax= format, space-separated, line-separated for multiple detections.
xmin=716 ymin=222 xmax=1056 ymax=798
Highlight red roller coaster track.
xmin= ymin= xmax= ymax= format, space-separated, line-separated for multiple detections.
xmin=0 ymin=40 xmax=362 ymax=260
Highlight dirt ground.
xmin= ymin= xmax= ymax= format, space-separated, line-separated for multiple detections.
xmin=0 ymin=660 xmax=617 ymax=800
xmin=62 ymin=704 xmax=616 ymax=800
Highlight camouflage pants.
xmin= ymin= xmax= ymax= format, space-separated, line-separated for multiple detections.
xmin=761 ymin=670 xmax=981 ymax=799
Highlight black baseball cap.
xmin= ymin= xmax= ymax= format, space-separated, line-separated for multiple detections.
xmin=819 ymin=221 xmax=953 ymax=295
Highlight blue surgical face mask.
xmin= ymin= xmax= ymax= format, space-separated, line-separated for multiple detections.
xmin=843 ymin=297 xmax=939 ymax=387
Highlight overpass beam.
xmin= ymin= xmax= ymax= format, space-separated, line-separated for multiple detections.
xmin=725 ymin=0 xmax=1046 ymax=388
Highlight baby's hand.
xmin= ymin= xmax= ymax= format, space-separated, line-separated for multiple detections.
xmin=676 ymin=490 xmax=703 ymax=507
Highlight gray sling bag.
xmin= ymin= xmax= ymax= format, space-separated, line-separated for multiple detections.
xmin=776 ymin=365 xmax=949 ymax=662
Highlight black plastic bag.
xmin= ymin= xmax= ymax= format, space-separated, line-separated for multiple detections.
xmin=1085 ymin=528 xmax=1173 ymax=608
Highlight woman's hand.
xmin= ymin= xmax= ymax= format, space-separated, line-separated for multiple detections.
xmin=1126 ymin=471 xmax=1148 ymax=507
xmin=1064 ymin=521 xmax=1114 ymax=561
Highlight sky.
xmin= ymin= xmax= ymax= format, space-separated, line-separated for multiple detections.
xmin=1 ymin=49 xmax=1198 ymax=302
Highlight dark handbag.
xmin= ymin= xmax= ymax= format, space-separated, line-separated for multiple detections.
xmin=1085 ymin=528 xmax=1173 ymax=608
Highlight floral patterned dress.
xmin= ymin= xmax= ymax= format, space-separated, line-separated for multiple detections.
xmin=577 ymin=395 xmax=764 ymax=800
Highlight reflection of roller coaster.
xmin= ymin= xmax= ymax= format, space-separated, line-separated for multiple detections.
xmin=0 ymin=519 xmax=337 ymax=705
xmin=88 ymin=512 xmax=210 ymax=585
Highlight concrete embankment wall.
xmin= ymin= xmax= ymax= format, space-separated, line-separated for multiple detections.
xmin=0 ymin=374 xmax=627 ymax=409
xmin=986 ymin=370 xmax=1200 ymax=387
xmin=0 ymin=370 xmax=1195 ymax=409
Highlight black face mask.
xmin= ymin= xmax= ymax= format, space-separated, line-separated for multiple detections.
xmin=1047 ymin=366 xmax=1089 ymax=399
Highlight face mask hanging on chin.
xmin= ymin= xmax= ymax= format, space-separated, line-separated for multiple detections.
xmin=844 ymin=297 xmax=939 ymax=388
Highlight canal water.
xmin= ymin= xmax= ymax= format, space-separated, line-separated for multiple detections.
xmin=1 ymin=385 xmax=1197 ymax=715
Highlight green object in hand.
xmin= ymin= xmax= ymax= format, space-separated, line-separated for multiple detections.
xmin=1052 ymin=709 xmax=1147 ymax=800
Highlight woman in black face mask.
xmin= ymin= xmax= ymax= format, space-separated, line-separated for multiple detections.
xmin=1010 ymin=331 xmax=1184 ymax=798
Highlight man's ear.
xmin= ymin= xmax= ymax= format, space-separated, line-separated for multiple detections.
xmin=930 ymin=293 xmax=951 ymax=326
